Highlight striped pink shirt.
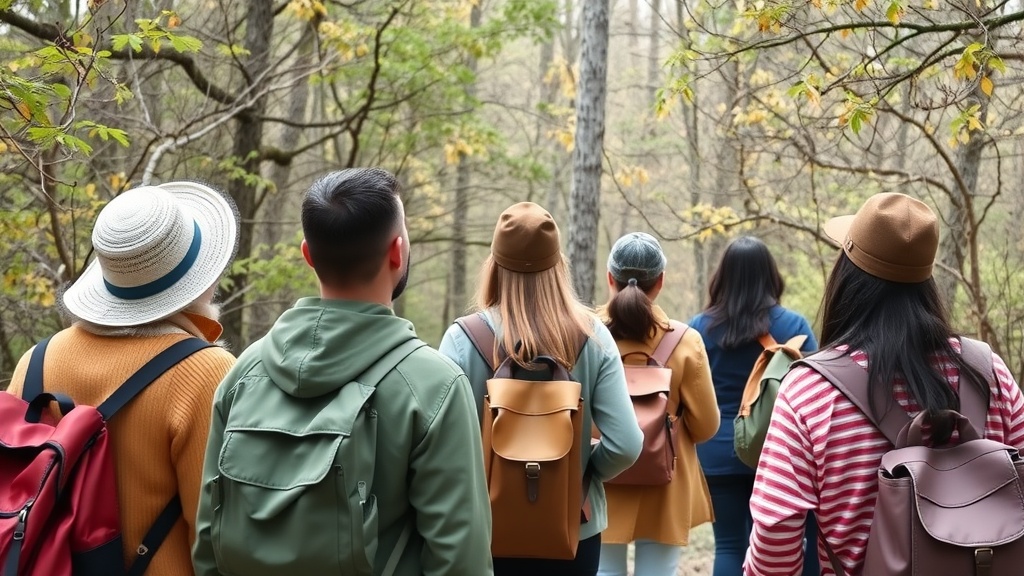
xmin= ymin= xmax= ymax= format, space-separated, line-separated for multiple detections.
xmin=743 ymin=342 xmax=1024 ymax=576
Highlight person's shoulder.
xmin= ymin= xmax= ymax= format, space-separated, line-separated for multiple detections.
xmin=395 ymin=342 xmax=466 ymax=394
xmin=687 ymin=311 xmax=709 ymax=330
xmin=773 ymin=305 xmax=811 ymax=325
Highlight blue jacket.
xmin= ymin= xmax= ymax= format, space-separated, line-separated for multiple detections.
xmin=439 ymin=310 xmax=643 ymax=541
xmin=689 ymin=305 xmax=818 ymax=477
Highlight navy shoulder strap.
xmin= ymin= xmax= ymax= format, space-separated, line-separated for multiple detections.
xmin=97 ymin=338 xmax=212 ymax=420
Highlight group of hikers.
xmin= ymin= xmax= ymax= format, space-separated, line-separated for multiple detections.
xmin=2 ymin=167 xmax=1023 ymax=576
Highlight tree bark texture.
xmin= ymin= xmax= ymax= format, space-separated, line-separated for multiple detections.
xmin=448 ymin=2 xmax=481 ymax=322
xmin=248 ymin=23 xmax=316 ymax=339
xmin=938 ymin=91 xmax=988 ymax=337
xmin=568 ymin=0 xmax=609 ymax=305
xmin=221 ymin=0 xmax=274 ymax=351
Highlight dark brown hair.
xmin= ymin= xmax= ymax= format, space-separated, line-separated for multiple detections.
xmin=605 ymin=277 xmax=661 ymax=342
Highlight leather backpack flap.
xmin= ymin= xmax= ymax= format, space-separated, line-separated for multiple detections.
xmin=622 ymin=360 xmax=673 ymax=397
xmin=486 ymin=378 xmax=582 ymax=463
xmin=884 ymin=440 xmax=1024 ymax=548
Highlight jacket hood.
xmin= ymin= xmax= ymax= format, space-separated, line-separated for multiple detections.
xmin=261 ymin=297 xmax=418 ymax=398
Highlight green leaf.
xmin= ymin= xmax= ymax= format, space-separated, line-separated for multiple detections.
xmin=107 ymin=129 xmax=130 ymax=147
xmin=112 ymin=34 xmax=144 ymax=53
xmin=169 ymin=34 xmax=202 ymax=53
xmin=50 ymin=83 xmax=72 ymax=99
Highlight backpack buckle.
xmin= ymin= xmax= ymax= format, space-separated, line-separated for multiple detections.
xmin=525 ymin=462 xmax=540 ymax=503
xmin=975 ymin=548 xmax=993 ymax=570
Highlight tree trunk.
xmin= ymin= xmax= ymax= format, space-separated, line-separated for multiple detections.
xmin=679 ymin=0 xmax=706 ymax=302
xmin=248 ymin=23 xmax=316 ymax=339
xmin=938 ymin=91 xmax=988 ymax=330
xmin=646 ymin=0 xmax=661 ymax=110
xmin=568 ymin=0 xmax=609 ymax=305
xmin=220 ymin=0 xmax=274 ymax=351
xmin=448 ymin=2 xmax=481 ymax=322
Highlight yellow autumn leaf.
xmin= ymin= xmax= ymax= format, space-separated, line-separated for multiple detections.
xmin=840 ymin=28 xmax=851 ymax=39
xmin=980 ymin=76 xmax=994 ymax=96
xmin=0 ymin=140 xmax=8 ymax=154
xmin=167 ymin=14 xmax=182 ymax=28
xmin=443 ymin=143 xmax=460 ymax=165
xmin=855 ymin=0 xmax=869 ymax=10
xmin=967 ymin=117 xmax=984 ymax=131
xmin=958 ymin=130 xmax=971 ymax=144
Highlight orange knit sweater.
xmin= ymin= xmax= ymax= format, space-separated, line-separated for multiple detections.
xmin=6 ymin=317 xmax=234 ymax=576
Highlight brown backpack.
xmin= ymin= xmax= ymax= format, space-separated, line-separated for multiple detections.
xmin=603 ymin=320 xmax=688 ymax=486
xmin=455 ymin=313 xmax=590 ymax=560
xmin=801 ymin=338 xmax=1024 ymax=576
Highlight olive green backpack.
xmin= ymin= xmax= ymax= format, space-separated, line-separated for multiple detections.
xmin=208 ymin=339 xmax=424 ymax=576
xmin=733 ymin=334 xmax=807 ymax=470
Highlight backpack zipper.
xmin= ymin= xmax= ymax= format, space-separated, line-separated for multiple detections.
xmin=12 ymin=499 xmax=34 ymax=541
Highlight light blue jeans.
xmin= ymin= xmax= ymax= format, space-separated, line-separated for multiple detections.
xmin=597 ymin=540 xmax=683 ymax=576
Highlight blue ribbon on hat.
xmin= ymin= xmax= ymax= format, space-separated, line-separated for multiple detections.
xmin=104 ymin=221 xmax=203 ymax=300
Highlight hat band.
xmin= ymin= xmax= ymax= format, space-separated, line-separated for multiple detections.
xmin=104 ymin=221 xmax=203 ymax=300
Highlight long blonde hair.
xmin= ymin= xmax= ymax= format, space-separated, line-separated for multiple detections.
xmin=476 ymin=254 xmax=594 ymax=370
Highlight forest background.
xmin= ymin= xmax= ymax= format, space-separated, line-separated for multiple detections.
xmin=1 ymin=0 xmax=1022 ymax=387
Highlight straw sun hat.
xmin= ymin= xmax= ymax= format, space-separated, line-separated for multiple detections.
xmin=63 ymin=181 xmax=238 ymax=327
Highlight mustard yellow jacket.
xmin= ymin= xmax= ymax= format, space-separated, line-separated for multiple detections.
xmin=597 ymin=305 xmax=720 ymax=545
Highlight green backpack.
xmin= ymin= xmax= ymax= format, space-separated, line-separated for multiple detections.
xmin=209 ymin=339 xmax=424 ymax=576
xmin=733 ymin=334 xmax=807 ymax=470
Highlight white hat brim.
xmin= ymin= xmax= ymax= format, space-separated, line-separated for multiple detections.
xmin=62 ymin=182 xmax=238 ymax=327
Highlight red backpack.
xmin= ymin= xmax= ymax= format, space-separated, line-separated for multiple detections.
xmin=0 ymin=337 xmax=210 ymax=576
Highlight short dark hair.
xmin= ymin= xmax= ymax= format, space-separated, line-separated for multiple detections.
xmin=704 ymin=236 xmax=785 ymax=348
xmin=301 ymin=168 xmax=403 ymax=287
xmin=819 ymin=253 xmax=989 ymax=442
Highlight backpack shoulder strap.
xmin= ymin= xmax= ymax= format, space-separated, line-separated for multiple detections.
xmin=97 ymin=337 xmax=213 ymax=421
xmin=650 ymin=320 xmax=688 ymax=366
xmin=111 ymin=337 xmax=212 ymax=576
xmin=22 ymin=336 xmax=52 ymax=401
xmin=455 ymin=313 xmax=498 ymax=372
xmin=797 ymin=351 xmax=909 ymax=445
xmin=22 ymin=336 xmax=77 ymax=422
xmin=358 ymin=339 xmax=429 ymax=388
xmin=354 ymin=338 xmax=426 ymax=576
xmin=957 ymin=337 xmax=995 ymax=436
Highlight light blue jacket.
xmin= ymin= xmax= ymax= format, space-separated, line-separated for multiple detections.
xmin=439 ymin=309 xmax=643 ymax=540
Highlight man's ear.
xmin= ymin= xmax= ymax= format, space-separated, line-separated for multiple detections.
xmin=301 ymin=239 xmax=315 ymax=269
xmin=387 ymin=236 xmax=404 ymax=271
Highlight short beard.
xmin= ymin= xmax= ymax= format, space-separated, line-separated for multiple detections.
xmin=391 ymin=258 xmax=410 ymax=302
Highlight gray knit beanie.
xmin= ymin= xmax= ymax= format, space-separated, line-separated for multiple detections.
xmin=607 ymin=232 xmax=666 ymax=284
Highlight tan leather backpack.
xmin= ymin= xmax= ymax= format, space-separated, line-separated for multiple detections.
xmin=603 ymin=320 xmax=688 ymax=486
xmin=455 ymin=313 xmax=590 ymax=560
xmin=801 ymin=338 xmax=1024 ymax=576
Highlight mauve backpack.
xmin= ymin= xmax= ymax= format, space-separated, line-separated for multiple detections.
xmin=800 ymin=338 xmax=1024 ymax=576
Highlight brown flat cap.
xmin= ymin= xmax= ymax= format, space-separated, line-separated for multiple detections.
xmin=491 ymin=202 xmax=562 ymax=273
xmin=823 ymin=192 xmax=938 ymax=283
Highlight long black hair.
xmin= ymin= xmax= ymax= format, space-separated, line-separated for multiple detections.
xmin=704 ymin=236 xmax=785 ymax=348
xmin=820 ymin=253 xmax=990 ymax=442
xmin=605 ymin=277 xmax=661 ymax=342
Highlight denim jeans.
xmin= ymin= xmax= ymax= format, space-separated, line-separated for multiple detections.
xmin=597 ymin=540 xmax=684 ymax=576
xmin=706 ymin=474 xmax=819 ymax=576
